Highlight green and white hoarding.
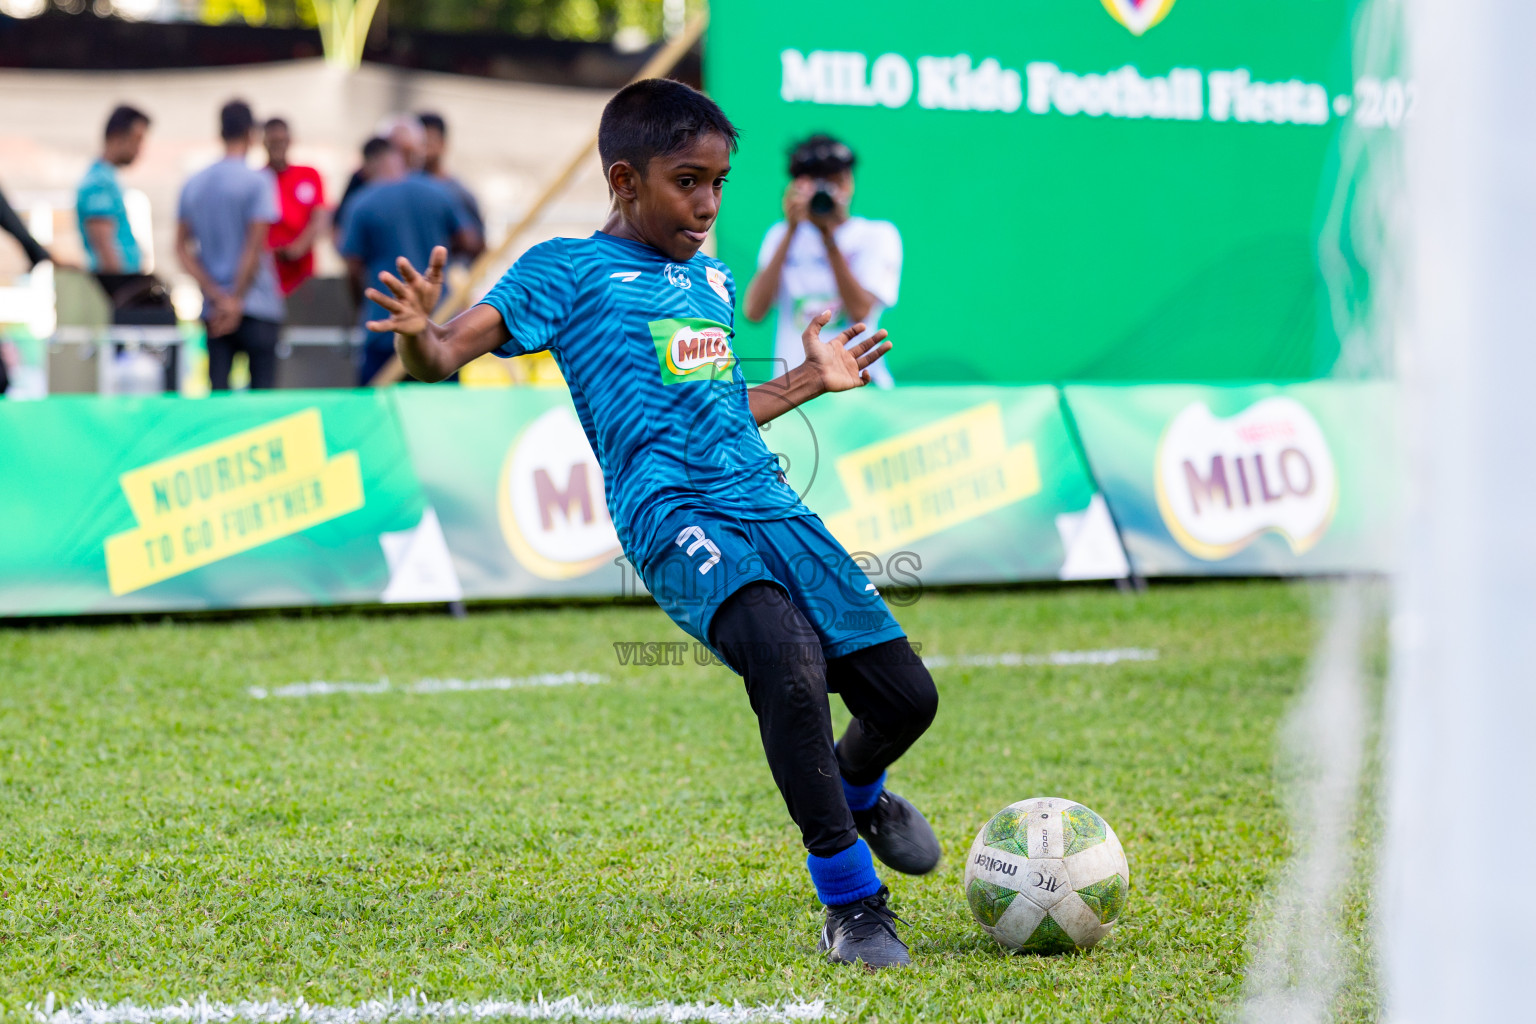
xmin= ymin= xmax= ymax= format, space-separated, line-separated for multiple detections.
xmin=1065 ymin=381 xmax=1393 ymax=576
xmin=0 ymin=391 xmax=427 ymax=616
xmin=707 ymin=0 xmax=1403 ymax=383
xmin=0 ymin=386 xmax=1127 ymax=617
xmin=395 ymin=385 xmax=1124 ymax=600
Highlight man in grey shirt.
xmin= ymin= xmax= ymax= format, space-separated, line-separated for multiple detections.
xmin=176 ymin=99 xmax=284 ymax=390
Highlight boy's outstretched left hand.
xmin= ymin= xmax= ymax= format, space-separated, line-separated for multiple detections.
xmin=800 ymin=309 xmax=891 ymax=393
xmin=364 ymin=246 xmax=447 ymax=338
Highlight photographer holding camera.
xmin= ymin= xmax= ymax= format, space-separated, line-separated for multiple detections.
xmin=745 ymin=134 xmax=899 ymax=388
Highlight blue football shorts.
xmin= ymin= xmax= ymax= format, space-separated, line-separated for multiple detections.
xmin=635 ymin=508 xmax=905 ymax=663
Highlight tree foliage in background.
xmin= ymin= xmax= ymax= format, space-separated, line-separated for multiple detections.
xmin=193 ymin=0 xmax=701 ymax=41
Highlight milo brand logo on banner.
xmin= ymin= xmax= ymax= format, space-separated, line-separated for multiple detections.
xmin=497 ymin=407 xmax=621 ymax=579
xmin=650 ymin=318 xmax=735 ymax=385
xmin=1154 ymin=398 xmax=1337 ymax=560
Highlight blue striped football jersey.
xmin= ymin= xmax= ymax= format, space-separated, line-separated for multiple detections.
xmin=478 ymin=231 xmax=810 ymax=559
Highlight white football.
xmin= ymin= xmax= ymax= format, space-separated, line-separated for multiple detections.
xmin=964 ymin=796 xmax=1131 ymax=953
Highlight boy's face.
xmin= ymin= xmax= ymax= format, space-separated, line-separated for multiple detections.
xmin=618 ymin=133 xmax=732 ymax=262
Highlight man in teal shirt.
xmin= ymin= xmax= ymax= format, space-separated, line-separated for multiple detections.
xmin=77 ymin=105 xmax=150 ymax=273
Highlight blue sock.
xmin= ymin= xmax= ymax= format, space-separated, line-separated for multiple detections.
xmin=842 ymin=770 xmax=886 ymax=813
xmin=807 ymin=838 xmax=883 ymax=906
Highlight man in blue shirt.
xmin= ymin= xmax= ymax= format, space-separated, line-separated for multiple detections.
xmin=79 ymin=104 xmax=183 ymax=392
xmin=176 ymin=99 xmax=285 ymax=391
xmin=333 ymin=136 xmax=391 ymax=240
xmin=339 ymin=143 xmax=479 ymax=384
xmin=363 ymin=80 xmax=939 ymax=969
xmin=418 ymin=111 xmax=485 ymax=265
xmin=77 ymin=105 xmax=149 ymax=274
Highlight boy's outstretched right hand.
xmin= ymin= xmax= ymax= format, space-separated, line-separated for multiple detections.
xmin=364 ymin=245 xmax=448 ymax=337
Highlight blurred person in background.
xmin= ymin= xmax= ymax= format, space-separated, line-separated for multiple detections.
xmin=334 ymin=136 xmax=391 ymax=235
xmin=1 ymin=181 xmax=73 ymax=398
xmin=338 ymin=142 xmax=477 ymax=384
xmin=2 ymin=181 xmax=65 ymax=272
xmin=77 ymin=104 xmax=149 ymax=276
xmin=418 ymin=111 xmax=485 ymax=263
xmin=745 ymin=134 xmax=900 ymax=389
xmin=79 ymin=103 xmax=179 ymax=391
xmin=380 ymin=112 xmax=482 ymax=261
xmin=379 ymin=113 xmax=426 ymax=171
xmin=262 ymin=117 xmax=328 ymax=297
xmin=176 ymin=99 xmax=284 ymax=391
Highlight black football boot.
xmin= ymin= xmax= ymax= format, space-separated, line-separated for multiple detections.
xmin=818 ymin=886 xmax=910 ymax=968
xmin=853 ymin=790 xmax=942 ymax=875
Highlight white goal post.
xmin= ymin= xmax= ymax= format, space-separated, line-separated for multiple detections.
xmin=1385 ymin=1 xmax=1536 ymax=1020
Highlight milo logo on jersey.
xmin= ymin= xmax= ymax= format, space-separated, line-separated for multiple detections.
xmin=650 ymin=318 xmax=736 ymax=385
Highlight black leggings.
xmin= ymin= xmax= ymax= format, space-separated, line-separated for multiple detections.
xmin=708 ymin=582 xmax=938 ymax=858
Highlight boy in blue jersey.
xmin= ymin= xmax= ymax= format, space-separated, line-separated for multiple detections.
xmin=364 ymin=79 xmax=940 ymax=969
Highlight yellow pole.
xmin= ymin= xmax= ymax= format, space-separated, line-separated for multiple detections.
xmin=312 ymin=0 xmax=379 ymax=70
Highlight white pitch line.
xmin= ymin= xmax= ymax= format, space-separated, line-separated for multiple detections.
xmin=922 ymin=648 xmax=1159 ymax=669
xmin=248 ymin=672 xmax=608 ymax=700
xmin=28 ymin=994 xmax=837 ymax=1024
xmin=1240 ymin=583 xmax=1371 ymax=1024
xmin=248 ymin=649 xmax=1158 ymax=700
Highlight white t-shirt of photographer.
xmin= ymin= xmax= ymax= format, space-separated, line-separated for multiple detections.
xmin=756 ymin=216 xmax=902 ymax=389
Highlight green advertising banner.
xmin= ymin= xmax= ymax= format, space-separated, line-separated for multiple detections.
xmin=1064 ymin=381 xmax=1394 ymax=575
xmin=2 ymin=381 xmax=1397 ymax=617
xmin=393 ymin=383 xmax=1128 ymax=600
xmin=707 ymin=0 xmax=1405 ymax=382
xmin=761 ymin=385 xmax=1124 ymax=584
xmin=0 ymin=391 xmax=427 ymax=616
xmin=392 ymin=387 xmax=627 ymax=600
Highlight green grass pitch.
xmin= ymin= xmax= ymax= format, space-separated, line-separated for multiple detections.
xmin=0 ymin=582 xmax=1379 ymax=1022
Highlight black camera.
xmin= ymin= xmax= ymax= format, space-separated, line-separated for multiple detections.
xmin=808 ymin=180 xmax=838 ymax=217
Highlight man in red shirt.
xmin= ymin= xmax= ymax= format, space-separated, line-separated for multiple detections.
xmin=262 ymin=117 xmax=328 ymax=296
